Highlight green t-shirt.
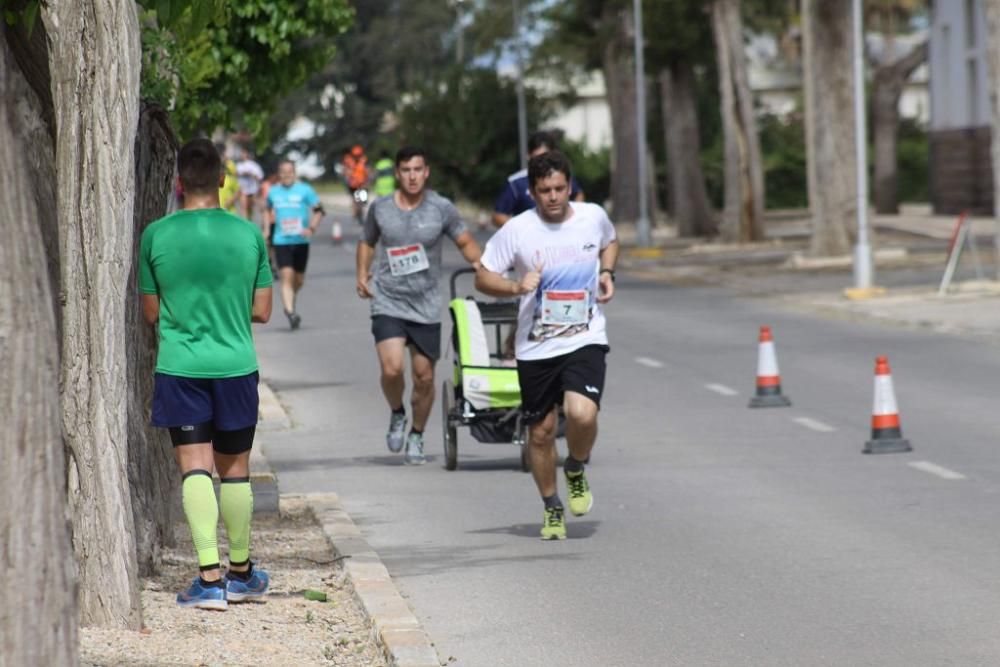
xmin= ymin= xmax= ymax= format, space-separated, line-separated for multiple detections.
xmin=139 ymin=208 xmax=272 ymax=378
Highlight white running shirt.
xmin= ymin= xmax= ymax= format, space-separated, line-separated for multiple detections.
xmin=481 ymin=202 xmax=616 ymax=361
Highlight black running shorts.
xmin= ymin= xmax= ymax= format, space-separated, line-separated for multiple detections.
xmin=274 ymin=243 xmax=309 ymax=273
xmin=516 ymin=344 xmax=609 ymax=425
xmin=371 ymin=315 xmax=442 ymax=361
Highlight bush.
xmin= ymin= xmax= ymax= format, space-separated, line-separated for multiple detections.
xmin=897 ymin=118 xmax=928 ymax=203
xmin=560 ymin=140 xmax=611 ymax=207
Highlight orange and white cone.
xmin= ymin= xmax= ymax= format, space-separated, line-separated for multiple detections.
xmin=748 ymin=325 xmax=792 ymax=408
xmin=331 ymin=219 xmax=343 ymax=244
xmin=863 ymin=355 xmax=912 ymax=454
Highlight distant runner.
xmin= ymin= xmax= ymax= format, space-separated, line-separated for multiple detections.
xmin=356 ymin=146 xmax=482 ymax=465
xmin=476 ymin=150 xmax=618 ymax=540
xmin=266 ymin=159 xmax=323 ymax=330
xmin=492 ymin=130 xmax=585 ymax=228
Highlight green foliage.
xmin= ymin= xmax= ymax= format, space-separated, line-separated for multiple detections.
xmin=897 ymin=118 xmax=928 ymax=202
xmin=267 ymin=0 xmax=458 ymax=173
xmin=561 ymin=140 xmax=611 ymax=207
xmin=395 ymin=67 xmax=550 ymax=205
xmin=137 ymin=0 xmax=353 ymax=143
xmin=759 ymin=112 xmax=809 ymax=209
xmin=1 ymin=0 xmax=41 ymax=36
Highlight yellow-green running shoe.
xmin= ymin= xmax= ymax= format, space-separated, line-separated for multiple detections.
xmin=565 ymin=470 xmax=593 ymax=516
xmin=541 ymin=505 xmax=566 ymax=540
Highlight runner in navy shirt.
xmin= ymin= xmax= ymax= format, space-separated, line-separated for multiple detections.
xmin=492 ymin=130 xmax=584 ymax=228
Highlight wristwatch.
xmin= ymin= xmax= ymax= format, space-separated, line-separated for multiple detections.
xmin=600 ymin=268 xmax=616 ymax=282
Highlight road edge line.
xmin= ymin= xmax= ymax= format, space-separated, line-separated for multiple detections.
xmin=304 ymin=492 xmax=441 ymax=667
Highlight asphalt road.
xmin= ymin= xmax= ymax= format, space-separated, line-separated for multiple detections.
xmin=256 ymin=213 xmax=1000 ymax=666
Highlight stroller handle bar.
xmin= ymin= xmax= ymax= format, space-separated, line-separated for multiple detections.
xmin=449 ymin=267 xmax=478 ymax=300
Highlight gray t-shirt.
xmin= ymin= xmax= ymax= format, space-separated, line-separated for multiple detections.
xmin=363 ymin=190 xmax=467 ymax=324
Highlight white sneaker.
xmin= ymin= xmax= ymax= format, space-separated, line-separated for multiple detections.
xmin=403 ymin=432 xmax=426 ymax=465
xmin=387 ymin=412 xmax=407 ymax=453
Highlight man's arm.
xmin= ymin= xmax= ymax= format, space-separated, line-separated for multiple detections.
xmin=475 ymin=263 xmax=542 ymax=299
xmin=356 ymin=240 xmax=375 ymax=299
xmin=597 ymin=239 xmax=619 ymax=304
xmin=600 ymin=238 xmax=619 ymax=272
xmin=454 ymin=231 xmax=482 ymax=268
xmin=142 ymin=294 xmax=159 ymax=325
xmin=492 ymin=212 xmax=511 ymax=228
xmin=252 ymin=287 xmax=272 ymax=323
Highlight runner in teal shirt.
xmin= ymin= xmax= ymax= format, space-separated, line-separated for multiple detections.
xmin=265 ymin=159 xmax=324 ymax=329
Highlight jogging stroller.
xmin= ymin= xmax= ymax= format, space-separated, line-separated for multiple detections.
xmin=442 ymin=268 xmax=529 ymax=471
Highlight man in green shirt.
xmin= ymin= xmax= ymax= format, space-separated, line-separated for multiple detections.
xmin=140 ymin=138 xmax=273 ymax=611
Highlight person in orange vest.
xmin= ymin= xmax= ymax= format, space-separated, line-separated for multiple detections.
xmin=342 ymin=145 xmax=371 ymax=224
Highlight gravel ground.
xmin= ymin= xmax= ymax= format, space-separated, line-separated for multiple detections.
xmin=81 ymin=498 xmax=386 ymax=667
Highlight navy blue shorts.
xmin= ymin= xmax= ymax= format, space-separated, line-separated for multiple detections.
xmin=151 ymin=372 xmax=259 ymax=431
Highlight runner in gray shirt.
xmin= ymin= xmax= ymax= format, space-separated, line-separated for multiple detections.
xmin=356 ymin=146 xmax=481 ymax=465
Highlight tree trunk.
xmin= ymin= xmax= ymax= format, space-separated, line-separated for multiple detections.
xmin=43 ymin=0 xmax=144 ymax=628
xmin=983 ymin=0 xmax=1000 ymax=279
xmin=712 ymin=0 xmax=765 ymax=243
xmin=0 ymin=36 xmax=78 ymax=667
xmin=601 ymin=1 xmax=641 ymax=223
xmin=802 ymin=0 xmax=855 ymax=256
xmin=660 ymin=62 xmax=717 ymax=237
xmin=872 ymin=41 xmax=927 ymax=214
xmin=128 ymin=104 xmax=180 ymax=576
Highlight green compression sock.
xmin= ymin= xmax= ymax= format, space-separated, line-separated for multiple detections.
xmin=220 ymin=477 xmax=253 ymax=566
xmin=182 ymin=470 xmax=220 ymax=570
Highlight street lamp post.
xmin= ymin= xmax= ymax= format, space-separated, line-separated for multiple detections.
xmin=513 ymin=0 xmax=529 ymax=171
xmin=633 ymin=0 xmax=651 ymax=247
xmin=851 ymin=0 xmax=874 ymax=290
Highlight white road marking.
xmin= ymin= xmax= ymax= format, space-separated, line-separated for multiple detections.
xmin=792 ymin=417 xmax=836 ymax=433
xmin=908 ymin=461 xmax=967 ymax=481
xmin=704 ymin=383 xmax=739 ymax=396
xmin=634 ymin=357 xmax=664 ymax=369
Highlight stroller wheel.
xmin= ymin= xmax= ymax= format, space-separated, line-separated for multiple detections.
xmin=442 ymin=380 xmax=458 ymax=471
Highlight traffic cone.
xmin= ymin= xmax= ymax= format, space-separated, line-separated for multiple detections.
xmin=331 ymin=220 xmax=343 ymax=244
xmin=748 ymin=325 xmax=792 ymax=408
xmin=863 ymin=355 xmax=912 ymax=454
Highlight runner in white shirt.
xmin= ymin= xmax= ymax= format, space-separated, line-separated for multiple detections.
xmin=476 ymin=150 xmax=619 ymax=540
xmin=236 ymin=147 xmax=265 ymax=222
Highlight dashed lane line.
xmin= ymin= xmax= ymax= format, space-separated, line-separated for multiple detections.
xmin=908 ymin=461 xmax=967 ymax=480
xmin=704 ymin=383 xmax=739 ymax=396
xmin=635 ymin=357 xmax=665 ymax=369
xmin=792 ymin=416 xmax=837 ymax=433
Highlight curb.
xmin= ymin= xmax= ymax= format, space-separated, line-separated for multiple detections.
xmin=245 ymin=379 xmax=289 ymax=484
xmin=303 ymin=492 xmax=441 ymax=667
xmin=258 ymin=380 xmax=292 ymax=431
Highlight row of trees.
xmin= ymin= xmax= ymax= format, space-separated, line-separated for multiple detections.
xmin=282 ymin=0 xmax=929 ymax=257
xmin=1 ymin=1 xmax=352 ymax=663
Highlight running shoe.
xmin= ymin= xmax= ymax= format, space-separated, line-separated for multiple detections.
xmin=226 ymin=564 xmax=270 ymax=602
xmin=176 ymin=578 xmax=227 ymax=611
xmin=565 ymin=469 xmax=593 ymax=516
xmin=403 ymin=432 xmax=427 ymax=465
xmin=387 ymin=412 xmax=407 ymax=453
xmin=290 ymin=312 xmax=301 ymax=330
xmin=541 ymin=505 xmax=566 ymax=540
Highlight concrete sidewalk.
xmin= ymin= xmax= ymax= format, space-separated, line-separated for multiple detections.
xmin=777 ymin=280 xmax=1000 ymax=343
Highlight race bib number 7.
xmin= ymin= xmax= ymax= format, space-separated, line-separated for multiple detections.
xmin=280 ymin=217 xmax=303 ymax=236
xmin=541 ymin=290 xmax=589 ymax=326
xmin=387 ymin=244 xmax=430 ymax=277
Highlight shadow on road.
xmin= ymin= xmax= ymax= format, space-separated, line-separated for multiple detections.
xmin=378 ymin=541 xmax=587 ymax=578
xmin=265 ymin=379 xmax=355 ymax=392
xmin=467 ymin=520 xmax=600 ymax=540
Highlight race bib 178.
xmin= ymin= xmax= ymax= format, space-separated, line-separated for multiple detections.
xmin=387 ymin=243 xmax=430 ymax=277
